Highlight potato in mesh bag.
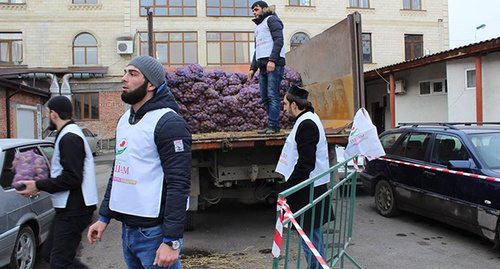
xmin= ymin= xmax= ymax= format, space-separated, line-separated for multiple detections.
xmin=11 ymin=150 xmax=49 ymax=186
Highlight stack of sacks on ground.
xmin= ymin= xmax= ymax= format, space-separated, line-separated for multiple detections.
xmin=166 ymin=63 xmax=301 ymax=134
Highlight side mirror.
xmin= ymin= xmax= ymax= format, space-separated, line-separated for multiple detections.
xmin=447 ymin=160 xmax=473 ymax=171
xmin=93 ymin=134 xmax=98 ymax=137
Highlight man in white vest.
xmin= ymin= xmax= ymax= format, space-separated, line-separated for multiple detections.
xmin=275 ymin=86 xmax=331 ymax=269
xmin=17 ymin=96 xmax=98 ymax=268
xmin=249 ymin=1 xmax=286 ymax=134
xmin=87 ymin=55 xmax=191 ymax=269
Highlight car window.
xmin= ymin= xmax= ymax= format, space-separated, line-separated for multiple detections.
xmin=40 ymin=145 xmax=55 ymax=165
xmin=392 ymin=132 xmax=431 ymax=161
xmin=83 ymin=129 xmax=92 ymax=137
xmin=430 ymin=134 xmax=469 ymax=165
xmin=469 ymin=133 xmax=500 ymax=168
xmin=0 ymin=149 xmax=16 ymax=189
xmin=380 ymin=132 xmax=402 ymax=153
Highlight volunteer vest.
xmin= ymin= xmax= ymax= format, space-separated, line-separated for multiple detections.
xmin=276 ymin=111 xmax=330 ymax=187
xmin=255 ymin=15 xmax=286 ymax=60
xmin=110 ymin=108 xmax=174 ymax=218
xmin=50 ymin=123 xmax=98 ymax=208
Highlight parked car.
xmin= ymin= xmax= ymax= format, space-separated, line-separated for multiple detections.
xmin=45 ymin=127 xmax=99 ymax=155
xmin=0 ymin=139 xmax=56 ymax=269
xmin=333 ymin=145 xmax=364 ymax=184
xmin=360 ymin=122 xmax=500 ymax=245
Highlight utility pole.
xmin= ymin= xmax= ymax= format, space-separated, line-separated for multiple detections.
xmin=146 ymin=6 xmax=154 ymax=57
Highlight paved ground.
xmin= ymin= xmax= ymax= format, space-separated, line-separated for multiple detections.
xmin=31 ymin=152 xmax=500 ymax=269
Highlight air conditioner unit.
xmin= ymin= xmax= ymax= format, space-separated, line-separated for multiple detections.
xmin=387 ymin=80 xmax=406 ymax=94
xmin=117 ymin=41 xmax=133 ymax=54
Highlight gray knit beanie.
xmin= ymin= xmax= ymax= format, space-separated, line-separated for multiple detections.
xmin=128 ymin=55 xmax=165 ymax=88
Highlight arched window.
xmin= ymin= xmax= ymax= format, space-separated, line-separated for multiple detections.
xmin=290 ymin=32 xmax=310 ymax=50
xmin=73 ymin=33 xmax=98 ymax=65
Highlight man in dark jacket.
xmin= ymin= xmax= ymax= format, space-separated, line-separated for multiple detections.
xmin=87 ymin=55 xmax=191 ymax=269
xmin=249 ymin=1 xmax=286 ymax=134
xmin=17 ymin=96 xmax=98 ymax=268
xmin=275 ymin=86 xmax=331 ymax=269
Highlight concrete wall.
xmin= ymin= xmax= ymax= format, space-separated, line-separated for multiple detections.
xmin=446 ymin=52 xmax=500 ymax=122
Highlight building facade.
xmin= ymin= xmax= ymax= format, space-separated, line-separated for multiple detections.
xmin=0 ymin=0 xmax=448 ymax=139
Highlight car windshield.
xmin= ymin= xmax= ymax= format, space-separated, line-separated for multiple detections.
xmin=468 ymin=133 xmax=500 ymax=169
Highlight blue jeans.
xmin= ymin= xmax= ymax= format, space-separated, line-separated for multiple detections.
xmin=122 ymin=224 xmax=182 ymax=269
xmin=259 ymin=65 xmax=284 ymax=128
xmin=301 ymin=227 xmax=325 ymax=269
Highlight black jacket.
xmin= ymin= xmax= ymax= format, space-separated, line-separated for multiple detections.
xmin=99 ymin=86 xmax=192 ymax=239
xmin=250 ymin=10 xmax=286 ymax=72
xmin=283 ymin=108 xmax=332 ymax=232
xmin=36 ymin=121 xmax=96 ymax=217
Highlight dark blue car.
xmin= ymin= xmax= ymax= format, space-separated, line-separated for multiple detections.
xmin=360 ymin=123 xmax=500 ymax=245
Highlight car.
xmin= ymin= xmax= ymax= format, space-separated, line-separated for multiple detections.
xmin=360 ymin=122 xmax=500 ymax=245
xmin=333 ymin=145 xmax=364 ymax=184
xmin=0 ymin=139 xmax=56 ymax=269
xmin=45 ymin=127 xmax=100 ymax=155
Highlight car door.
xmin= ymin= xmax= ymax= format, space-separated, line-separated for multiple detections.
xmin=0 ymin=148 xmax=32 ymax=233
xmin=425 ymin=133 xmax=475 ymax=225
xmin=24 ymin=145 xmax=54 ymax=216
xmin=387 ymin=132 xmax=432 ymax=209
xmin=82 ymin=128 xmax=97 ymax=153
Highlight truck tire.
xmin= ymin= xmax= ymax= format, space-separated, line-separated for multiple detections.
xmin=184 ymin=211 xmax=197 ymax=231
xmin=374 ymin=179 xmax=400 ymax=217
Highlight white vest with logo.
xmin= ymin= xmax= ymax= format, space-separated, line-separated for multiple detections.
xmin=276 ymin=112 xmax=330 ymax=187
xmin=110 ymin=108 xmax=174 ymax=218
xmin=50 ymin=124 xmax=98 ymax=208
xmin=255 ymin=16 xmax=286 ymax=60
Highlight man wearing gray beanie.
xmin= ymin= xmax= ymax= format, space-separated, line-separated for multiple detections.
xmin=88 ymin=55 xmax=191 ymax=269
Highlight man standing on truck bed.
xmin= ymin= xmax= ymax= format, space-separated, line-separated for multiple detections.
xmin=275 ymin=86 xmax=331 ymax=269
xmin=87 ymin=55 xmax=192 ymax=269
xmin=249 ymin=0 xmax=286 ymax=134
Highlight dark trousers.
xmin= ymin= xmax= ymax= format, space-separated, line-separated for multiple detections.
xmin=43 ymin=212 xmax=93 ymax=269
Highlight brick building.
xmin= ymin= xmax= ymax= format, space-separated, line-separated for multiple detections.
xmin=0 ymin=0 xmax=449 ymax=139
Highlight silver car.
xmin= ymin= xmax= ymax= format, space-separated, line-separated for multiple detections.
xmin=0 ymin=139 xmax=55 ymax=269
xmin=45 ymin=127 xmax=99 ymax=155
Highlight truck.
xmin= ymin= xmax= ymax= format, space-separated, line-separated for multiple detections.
xmin=185 ymin=12 xmax=364 ymax=230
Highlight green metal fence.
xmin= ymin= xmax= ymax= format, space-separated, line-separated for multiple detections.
xmin=272 ymin=156 xmax=363 ymax=269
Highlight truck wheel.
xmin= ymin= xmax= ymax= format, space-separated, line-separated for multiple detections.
xmin=184 ymin=211 xmax=197 ymax=231
xmin=10 ymin=226 xmax=36 ymax=269
xmin=374 ymin=179 xmax=399 ymax=217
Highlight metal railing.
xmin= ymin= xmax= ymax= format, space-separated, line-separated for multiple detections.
xmin=272 ymin=156 xmax=363 ymax=269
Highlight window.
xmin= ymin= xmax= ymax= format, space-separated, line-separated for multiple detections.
xmin=466 ymin=69 xmax=476 ymax=89
xmin=362 ymin=33 xmax=372 ymax=63
xmin=73 ymin=93 xmax=99 ymax=120
xmin=73 ymin=0 xmax=97 ymax=3
xmin=207 ymin=32 xmax=254 ymax=65
xmin=140 ymin=32 xmax=198 ymax=67
xmin=140 ymin=0 xmax=196 ymax=16
xmin=403 ymin=0 xmax=420 ymax=10
xmin=349 ymin=0 xmax=369 ymax=8
xmin=289 ymin=0 xmax=310 ymax=7
xmin=1 ymin=147 xmax=47 ymax=190
xmin=431 ymin=134 xmax=469 ymax=165
xmin=404 ymin=34 xmax=423 ymax=60
xmin=0 ymin=32 xmax=23 ymax=65
xmin=419 ymin=79 xmax=447 ymax=95
xmin=380 ymin=132 xmax=402 ymax=152
xmin=73 ymin=33 xmax=98 ymax=65
xmin=207 ymin=0 xmax=257 ymax=16
xmin=290 ymin=32 xmax=310 ymax=50
xmin=0 ymin=0 xmax=25 ymax=3
xmin=393 ymin=133 xmax=431 ymax=161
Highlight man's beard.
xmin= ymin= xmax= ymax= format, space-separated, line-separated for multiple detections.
xmin=47 ymin=118 xmax=57 ymax=131
xmin=121 ymin=80 xmax=149 ymax=105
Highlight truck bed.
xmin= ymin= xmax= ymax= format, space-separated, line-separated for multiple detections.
xmin=192 ymin=126 xmax=349 ymax=150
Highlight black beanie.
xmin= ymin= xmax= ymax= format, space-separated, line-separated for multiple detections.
xmin=47 ymin=96 xmax=73 ymax=119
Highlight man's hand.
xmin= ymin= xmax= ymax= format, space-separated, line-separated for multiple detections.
xmin=248 ymin=70 xmax=255 ymax=80
xmin=267 ymin=61 xmax=276 ymax=73
xmin=87 ymin=221 xmax=108 ymax=244
xmin=153 ymin=243 xmax=179 ymax=267
xmin=16 ymin=180 xmax=38 ymax=197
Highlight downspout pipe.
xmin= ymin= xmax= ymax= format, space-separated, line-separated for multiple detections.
xmin=475 ymin=56 xmax=483 ymax=123
xmin=390 ymin=73 xmax=395 ymax=128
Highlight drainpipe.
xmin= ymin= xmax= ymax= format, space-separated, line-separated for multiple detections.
xmin=60 ymin=73 xmax=73 ymax=100
xmin=390 ymin=73 xmax=395 ymax=128
xmin=475 ymin=56 xmax=483 ymax=123
xmin=46 ymin=73 xmax=60 ymax=96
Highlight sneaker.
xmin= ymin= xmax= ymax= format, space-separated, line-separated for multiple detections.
xmin=258 ymin=127 xmax=270 ymax=134
xmin=265 ymin=126 xmax=280 ymax=134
